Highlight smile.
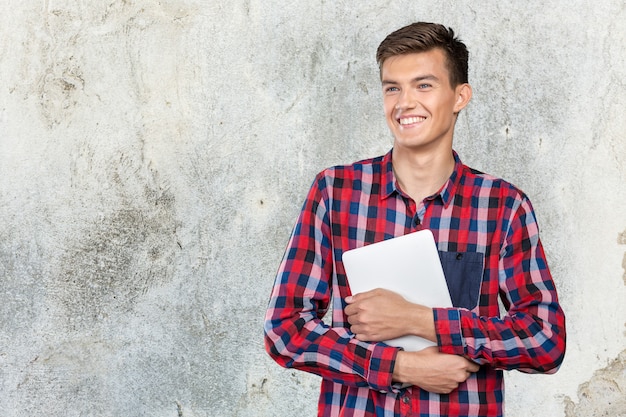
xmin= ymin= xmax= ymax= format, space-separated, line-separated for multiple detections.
xmin=398 ymin=116 xmax=426 ymax=125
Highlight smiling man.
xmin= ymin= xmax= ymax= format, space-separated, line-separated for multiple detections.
xmin=264 ymin=22 xmax=566 ymax=417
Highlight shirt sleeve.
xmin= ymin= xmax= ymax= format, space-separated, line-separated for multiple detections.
xmin=263 ymin=173 xmax=399 ymax=392
xmin=433 ymin=195 xmax=566 ymax=373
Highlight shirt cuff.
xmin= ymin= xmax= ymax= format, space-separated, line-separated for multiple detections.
xmin=365 ymin=343 xmax=400 ymax=392
xmin=433 ymin=307 xmax=466 ymax=356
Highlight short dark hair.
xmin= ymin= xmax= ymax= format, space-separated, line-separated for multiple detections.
xmin=376 ymin=22 xmax=469 ymax=87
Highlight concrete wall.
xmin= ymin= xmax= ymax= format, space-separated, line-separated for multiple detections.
xmin=0 ymin=1 xmax=624 ymax=416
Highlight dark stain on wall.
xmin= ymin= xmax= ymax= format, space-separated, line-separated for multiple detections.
xmin=56 ymin=182 xmax=181 ymax=331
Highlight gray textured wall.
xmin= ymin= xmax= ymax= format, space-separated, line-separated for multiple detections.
xmin=1 ymin=1 xmax=625 ymax=416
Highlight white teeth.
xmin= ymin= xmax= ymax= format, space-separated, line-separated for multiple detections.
xmin=399 ymin=116 xmax=426 ymax=125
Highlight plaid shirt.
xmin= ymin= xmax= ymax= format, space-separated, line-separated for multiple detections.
xmin=264 ymin=150 xmax=566 ymax=417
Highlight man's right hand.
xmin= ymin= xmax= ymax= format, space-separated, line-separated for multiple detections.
xmin=392 ymin=347 xmax=480 ymax=394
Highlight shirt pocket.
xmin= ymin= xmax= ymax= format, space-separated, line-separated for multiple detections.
xmin=438 ymin=251 xmax=485 ymax=310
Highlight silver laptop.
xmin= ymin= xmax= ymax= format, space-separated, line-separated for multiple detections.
xmin=342 ymin=229 xmax=452 ymax=351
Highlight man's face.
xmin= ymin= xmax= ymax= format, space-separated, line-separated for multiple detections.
xmin=381 ymin=49 xmax=470 ymax=154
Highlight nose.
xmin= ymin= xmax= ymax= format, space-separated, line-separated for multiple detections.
xmin=395 ymin=89 xmax=418 ymax=112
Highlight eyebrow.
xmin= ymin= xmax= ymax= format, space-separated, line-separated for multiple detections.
xmin=381 ymin=75 xmax=440 ymax=85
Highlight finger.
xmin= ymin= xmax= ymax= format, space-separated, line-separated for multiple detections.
xmin=467 ymin=361 xmax=480 ymax=372
xmin=344 ymin=303 xmax=356 ymax=316
xmin=347 ymin=314 xmax=360 ymax=326
xmin=345 ymin=293 xmax=368 ymax=304
xmin=349 ymin=324 xmax=364 ymax=338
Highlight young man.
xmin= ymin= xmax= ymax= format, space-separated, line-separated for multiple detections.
xmin=264 ymin=22 xmax=566 ymax=417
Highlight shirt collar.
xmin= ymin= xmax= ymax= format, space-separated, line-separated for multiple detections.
xmin=381 ymin=150 xmax=397 ymax=200
xmin=439 ymin=150 xmax=463 ymax=208
xmin=380 ymin=149 xmax=464 ymax=208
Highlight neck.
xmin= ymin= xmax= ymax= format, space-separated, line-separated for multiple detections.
xmin=392 ymin=147 xmax=455 ymax=203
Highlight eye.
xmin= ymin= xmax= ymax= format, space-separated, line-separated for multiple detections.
xmin=417 ymin=83 xmax=432 ymax=89
xmin=384 ymin=86 xmax=399 ymax=93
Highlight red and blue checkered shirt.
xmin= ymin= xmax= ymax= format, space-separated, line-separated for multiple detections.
xmin=264 ymin=150 xmax=566 ymax=417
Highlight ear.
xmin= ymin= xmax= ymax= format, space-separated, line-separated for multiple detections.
xmin=453 ymin=83 xmax=472 ymax=114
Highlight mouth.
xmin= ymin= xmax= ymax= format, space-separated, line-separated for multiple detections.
xmin=398 ymin=116 xmax=426 ymax=126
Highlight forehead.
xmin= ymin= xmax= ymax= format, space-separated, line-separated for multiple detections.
xmin=380 ymin=49 xmax=451 ymax=83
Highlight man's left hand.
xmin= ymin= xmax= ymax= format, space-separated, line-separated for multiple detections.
xmin=344 ymin=288 xmax=436 ymax=343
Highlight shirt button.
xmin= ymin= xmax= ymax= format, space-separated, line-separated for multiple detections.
xmin=402 ymin=396 xmax=410 ymax=404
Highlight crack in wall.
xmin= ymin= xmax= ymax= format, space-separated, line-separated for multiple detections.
xmin=617 ymin=230 xmax=626 ymax=285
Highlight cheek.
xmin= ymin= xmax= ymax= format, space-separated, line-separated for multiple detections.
xmin=432 ymin=101 xmax=455 ymax=120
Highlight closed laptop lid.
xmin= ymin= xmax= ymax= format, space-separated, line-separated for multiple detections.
xmin=342 ymin=229 xmax=452 ymax=351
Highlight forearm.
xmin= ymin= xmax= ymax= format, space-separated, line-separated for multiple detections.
xmin=433 ymin=301 xmax=566 ymax=372
xmin=264 ymin=304 xmax=399 ymax=390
